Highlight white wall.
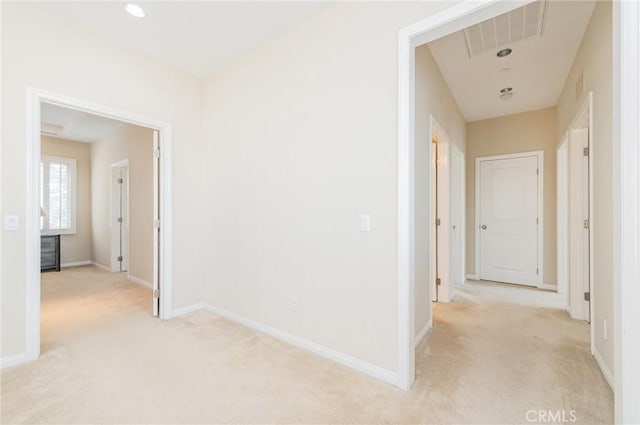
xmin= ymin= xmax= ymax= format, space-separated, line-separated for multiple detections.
xmin=465 ymin=107 xmax=557 ymax=285
xmin=91 ymin=124 xmax=154 ymax=283
xmin=556 ymin=0 xmax=613 ymax=373
xmin=41 ymin=137 xmax=92 ymax=265
xmin=202 ymin=2 xmax=458 ymax=374
xmin=414 ymin=43 xmax=466 ymax=335
xmin=1 ymin=3 xmax=204 ymax=358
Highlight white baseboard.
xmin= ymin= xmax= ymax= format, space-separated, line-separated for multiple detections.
xmin=0 ymin=352 xmax=27 ymax=369
xmin=539 ymin=283 xmax=558 ymax=291
xmin=415 ymin=319 xmax=433 ymax=348
xmin=127 ymin=274 xmax=152 ymax=289
xmin=593 ymin=345 xmax=614 ymax=390
xmin=203 ymin=304 xmax=398 ymax=386
xmin=90 ymin=261 xmax=110 ymax=272
xmin=61 ymin=260 xmax=91 ymax=268
xmin=465 ymin=274 xmax=479 ymax=281
xmin=170 ymin=303 xmax=206 ymax=318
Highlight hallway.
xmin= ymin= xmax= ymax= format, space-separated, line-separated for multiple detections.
xmin=420 ymin=282 xmax=613 ymax=423
xmin=1 ymin=267 xmax=613 ymax=424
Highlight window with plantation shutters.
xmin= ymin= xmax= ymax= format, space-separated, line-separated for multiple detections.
xmin=40 ymin=156 xmax=77 ymax=235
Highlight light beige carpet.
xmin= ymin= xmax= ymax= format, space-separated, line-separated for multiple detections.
xmin=1 ymin=266 xmax=613 ymax=424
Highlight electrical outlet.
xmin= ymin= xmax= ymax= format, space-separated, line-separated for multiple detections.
xmin=291 ymin=297 xmax=299 ymax=313
xmin=603 ymin=318 xmax=608 ymax=341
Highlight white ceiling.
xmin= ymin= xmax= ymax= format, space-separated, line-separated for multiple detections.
xmin=31 ymin=2 xmax=330 ymax=78
xmin=41 ymin=102 xmax=126 ymax=143
xmin=427 ymin=0 xmax=596 ymax=122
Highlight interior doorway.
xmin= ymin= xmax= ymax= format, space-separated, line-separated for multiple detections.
xmin=24 ymin=88 xmax=173 ymax=364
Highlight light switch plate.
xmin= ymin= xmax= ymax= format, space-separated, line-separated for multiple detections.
xmin=4 ymin=215 xmax=19 ymax=231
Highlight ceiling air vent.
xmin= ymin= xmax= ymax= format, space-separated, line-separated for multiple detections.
xmin=464 ymin=0 xmax=547 ymax=57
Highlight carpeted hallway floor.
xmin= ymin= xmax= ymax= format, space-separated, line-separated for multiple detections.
xmin=1 ymin=266 xmax=613 ymax=424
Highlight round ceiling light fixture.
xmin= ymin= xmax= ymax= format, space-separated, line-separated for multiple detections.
xmin=125 ymin=3 xmax=146 ymax=18
xmin=497 ymin=48 xmax=512 ymax=57
xmin=500 ymin=92 xmax=514 ymax=101
xmin=500 ymin=87 xmax=513 ymax=93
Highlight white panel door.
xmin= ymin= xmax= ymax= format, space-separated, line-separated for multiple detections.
xmin=479 ymin=155 xmax=539 ymax=286
xmin=568 ymin=128 xmax=590 ymax=321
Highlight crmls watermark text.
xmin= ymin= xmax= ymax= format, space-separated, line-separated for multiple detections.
xmin=526 ymin=410 xmax=578 ymax=423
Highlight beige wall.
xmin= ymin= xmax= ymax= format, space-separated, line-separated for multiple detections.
xmin=414 ymin=44 xmax=466 ymax=335
xmin=202 ymin=1 xmax=460 ymax=373
xmin=465 ymin=107 xmax=557 ymax=285
xmin=556 ymin=0 xmax=613 ymax=373
xmin=2 ymin=3 xmax=204 ymax=358
xmin=91 ymin=125 xmax=154 ymax=283
xmin=41 ymin=137 xmax=92 ymax=265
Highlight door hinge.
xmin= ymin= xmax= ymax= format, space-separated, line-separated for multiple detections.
xmin=117 ymin=217 xmax=123 ymax=223
xmin=118 ymin=178 xmax=123 ymax=184
xmin=536 ymin=218 xmax=539 ymax=225
xmin=584 ymin=219 xmax=590 ymax=230
xmin=153 ymin=289 xmax=160 ymax=298
xmin=153 ymin=149 xmax=160 ymax=159
xmin=435 ymin=218 xmax=441 ymax=226
xmin=536 ymin=168 xmax=539 ymax=175
xmin=153 ymin=218 xmax=160 ymax=229
xmin=436 ymin=278 xmax=441 ymax=286
xmin=583 ymin=147 xmax=589 ymax=157
xmin=536 ymin=268 xmax=539 ymax=275
xmin=584 ymin=292 xmax=590 ymax=301
xmin=117 ymin=256 xmax=123 ymax=262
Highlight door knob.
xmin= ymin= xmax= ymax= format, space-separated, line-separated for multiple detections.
xmin=481 ymin=225 xmax=487 ymax=230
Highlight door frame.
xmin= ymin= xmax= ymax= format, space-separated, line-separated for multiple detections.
xmin=25 ymin=87 xmax=174 ymax=364
xmin=397 ymin=0 xmax=541 ymax=391
xmin=450 ymin=142 xmax=466 ymax=287
xmin=474 ymin=151 xmax=544 ymax=288
xmin=614 ymin=0 xmax=640 ymax=420
xmin=110 ymin=159 xmax=129 ymax=273
xmin=562 ymin=92 xmax=594 ymax=332
xmin=430 ymin=115 xmax=453 ymax=304
xmin=556 ymin=133 xmax=569 ymax=299
xmin=396 ymin=1 xmax=640 ymax=418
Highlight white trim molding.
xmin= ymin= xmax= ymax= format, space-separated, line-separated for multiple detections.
xmin=127 ymin=274 xmax=152 ymax=289
xmin=0 ymin=352 xmax=27 ymax=369
xmin=465 ymin=274 xmax=479 ymax=281
xmin=60 ymin=260 xmax=91 ymax=268
xmin=170 ymin=303 xmax=206 ymax=319
xmin=614 ymin=0 xmax=640 ymax=423
xmin=593 ymin=346 xmax=615 ymax=391
xmin=90 ymin=261 xmax=110 ymax=272
xmin=205 ymin=304 xmax=398 ymax=386
xmin=415 ymin=320 xmax=433 ymax=348
xmin=25 ymin=87 xmax=174 ymax=367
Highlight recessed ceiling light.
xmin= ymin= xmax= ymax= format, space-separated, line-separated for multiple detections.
xmin=497 ymin=48 xmax=512 ymax=57
xmin=500 ymin=87 xmax=513 ymax=93
xmin=500 ymin=92 xmax=514 ymax=101
xmin=125 ymin=3 xmax=145 ymax=18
